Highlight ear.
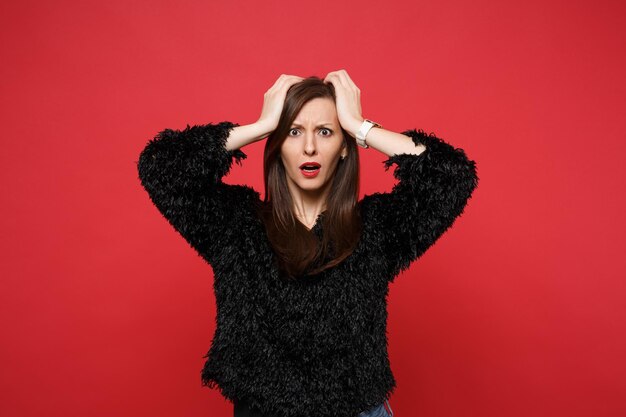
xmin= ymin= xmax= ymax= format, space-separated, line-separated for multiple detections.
xmin=340 ymin=141 xmax=347 ymax=158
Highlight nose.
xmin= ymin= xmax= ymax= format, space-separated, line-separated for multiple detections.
xmin=303 ymin=132 xmax=317 ymax=155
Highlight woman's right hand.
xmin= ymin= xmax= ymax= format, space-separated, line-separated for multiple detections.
xmin=256 ymin=74 xmax=304 ymax=133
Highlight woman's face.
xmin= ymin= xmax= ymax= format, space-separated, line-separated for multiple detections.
xmin=280 ymin=97 xmax=347 ymax=199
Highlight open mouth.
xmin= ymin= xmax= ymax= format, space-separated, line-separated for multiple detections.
xmin=300 ymin=162 xmax=321 ymax=177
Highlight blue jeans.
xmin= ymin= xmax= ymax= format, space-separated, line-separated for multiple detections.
xmin=233 ymin=398 xmax=394 ymax=417
xmin=357 ymin=399 xmax=394 ymax=417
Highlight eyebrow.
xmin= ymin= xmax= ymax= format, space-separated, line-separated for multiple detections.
xmin=290 ymin=123 xmax=333 ymax=128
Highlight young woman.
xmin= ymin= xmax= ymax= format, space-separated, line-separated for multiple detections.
xmin=137 ymin=70 xmax=479 ymax=417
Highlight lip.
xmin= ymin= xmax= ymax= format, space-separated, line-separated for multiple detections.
xmin=300 ymin=162 xmax=321 ymax=178
xmin=299 ymin=162 xmax=321 ymax=169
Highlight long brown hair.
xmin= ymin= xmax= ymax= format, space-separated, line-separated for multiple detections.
xmin=253 ymin=76 xmax=363 ymax=281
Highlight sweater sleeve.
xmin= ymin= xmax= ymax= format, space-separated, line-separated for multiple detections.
xmin=136 ymin=121 xmax=259 ymax=266
xmin=360 ymin=128 xmax=479 ymax=280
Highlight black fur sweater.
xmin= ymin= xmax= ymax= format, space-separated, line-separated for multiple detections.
xmin=136 ymin=121 xmax=478 ymax=417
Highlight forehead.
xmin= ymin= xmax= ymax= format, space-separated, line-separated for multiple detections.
xmin=292 ymin=98 xmax=338 ymax=125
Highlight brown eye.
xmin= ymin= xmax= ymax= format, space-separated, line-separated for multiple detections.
xmin=320 ymin=128 xmax=333 ymax=136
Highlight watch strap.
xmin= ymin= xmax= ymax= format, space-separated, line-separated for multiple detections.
xmin=356 ymin=119 xmax=382 ymax=148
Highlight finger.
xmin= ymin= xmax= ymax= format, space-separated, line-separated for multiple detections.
xmin=268 ymin=74 xmax=287 ymax=90
xmin=271 ymin=74 xmax=302 ymax=92
xmin=340 ymin=70 xmax=360 ymax=92
xmin=275 ymin=74 xmax=301 ymax=85
xmin=283 ymin=76 xmax=304 ymax=89
xmin=325 ymin=72 xmax=347 ymax=90
xmin=336 ymin=70 xmax=359 ymax=93
xmin=324 ymin=71 xmax=339 ymax=83
xmin=270 ymin=76 xmax=302 ymax=98
xmin=332 ymin=71 xmax=351 ymax=91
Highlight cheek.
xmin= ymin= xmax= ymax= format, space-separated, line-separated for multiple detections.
xmin=280 ymin=142 xmax=300 ymax=164
xmin=280 ymin=153 xmax=296 ymax=173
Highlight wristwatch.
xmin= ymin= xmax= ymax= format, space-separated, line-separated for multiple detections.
xmin=355 ymin=119 xmax=382 ymax=148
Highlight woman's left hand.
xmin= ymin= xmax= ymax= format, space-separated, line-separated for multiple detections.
xmin=324 ymin=69 xmax=364 ymax=136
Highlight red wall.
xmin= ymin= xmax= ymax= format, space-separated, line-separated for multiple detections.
xmin=1 ymin=1 xmax=624 ymax=416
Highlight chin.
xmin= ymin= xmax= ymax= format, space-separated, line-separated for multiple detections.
xmin=296 ymin=179 xmax=325 ymax=191
xmin=298 ymin=184 xmax=322 ymax=192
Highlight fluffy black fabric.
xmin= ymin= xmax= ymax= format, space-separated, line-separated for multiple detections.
xmin=136 ymin=121 xmax=479 ymax=417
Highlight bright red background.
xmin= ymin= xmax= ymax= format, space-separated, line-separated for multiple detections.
xmin=1 ymin=1 xmax=624 ymax=416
